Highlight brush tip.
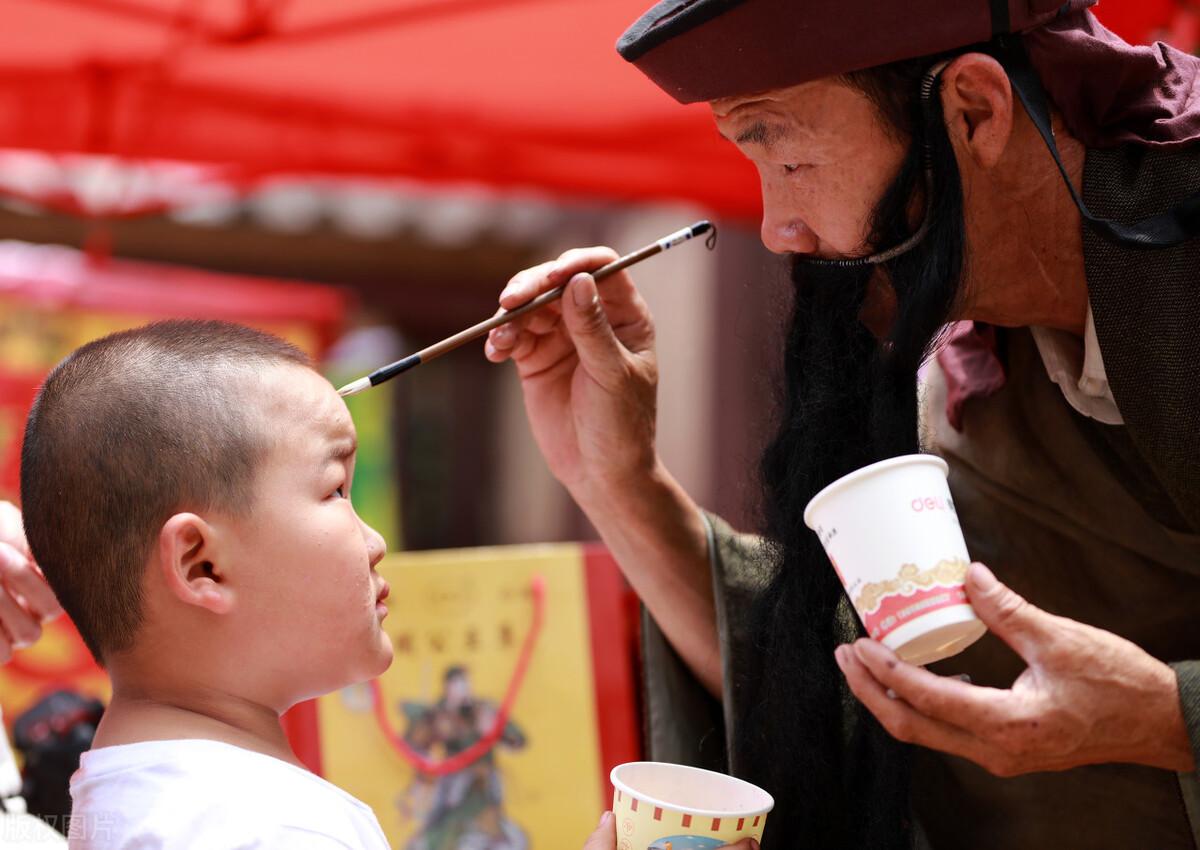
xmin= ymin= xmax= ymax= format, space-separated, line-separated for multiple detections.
xmin=336 ymin=377 xmax=371 ymax=397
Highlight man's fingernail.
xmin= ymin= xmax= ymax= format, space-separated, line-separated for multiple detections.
xmin=502 ymin=280 xmax=527 ymax=303
xmin=852 ymin=640 xmax=871 ymax=664
xmin=599 ymin=811 xmax=612 ymax=827
xmin=969 ymin=562 xmax=998 ymax=590
xmin=494 ymin=324 xmax=516 ymax=346
xmin=572 ymin=274 xmax=596 ymax=308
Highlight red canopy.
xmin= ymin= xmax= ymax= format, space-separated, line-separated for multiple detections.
xmin=1 ymin=0 xmax=761 ymax=218
xmin=0 ymin=1 xmax=1185 ymax=220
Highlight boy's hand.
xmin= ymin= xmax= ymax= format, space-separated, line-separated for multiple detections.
xmin=581 ymin=812 xmax=760 ymax=850
xmin=0 ymin=501 xmax=63 ymax=662
xmin=583 ymin=812 xmax=616 ymax=850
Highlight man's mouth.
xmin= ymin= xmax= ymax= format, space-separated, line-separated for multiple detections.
xmin=376 ymin=581 xmax=390 ymax=604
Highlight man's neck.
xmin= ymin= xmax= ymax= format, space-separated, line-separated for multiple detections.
xmin=958 ymin=109 xmax=1090 ymax=336
xmin=94 ymin=665 xmax=303 ymax=769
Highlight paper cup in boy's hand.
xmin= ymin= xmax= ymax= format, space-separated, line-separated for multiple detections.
xmin=804 ymin=454 xmax=987 ymax=666
xmin=610 ymin=762 xmax=773 ymax=850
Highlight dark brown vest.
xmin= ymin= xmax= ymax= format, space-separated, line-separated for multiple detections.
xmin=1084 ymin=144 xmax=1200 ymax=533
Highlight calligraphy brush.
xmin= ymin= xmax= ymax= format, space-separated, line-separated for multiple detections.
xmin=336 ymin=220 xmax=717 ymax=397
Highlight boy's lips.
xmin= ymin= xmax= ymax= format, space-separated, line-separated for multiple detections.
xmin=376 ymin=581 xmax=390 ymax=604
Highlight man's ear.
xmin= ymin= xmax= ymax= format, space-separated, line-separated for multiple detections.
xmin=155 ymin=513 xmax=233 ymax=615
xmin=939 ymin=53 xmax=1014 ymax=171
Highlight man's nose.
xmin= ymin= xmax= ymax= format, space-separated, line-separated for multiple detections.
xmin=761 ymin=209 xmax=820 ymax=255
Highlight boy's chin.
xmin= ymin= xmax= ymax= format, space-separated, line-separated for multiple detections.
xmin=369 ymin=636 xmax=395 ymax=677
xmin=294 ymin=637 xmax=394 ymax=703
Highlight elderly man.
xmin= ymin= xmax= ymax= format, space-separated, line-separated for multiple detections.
xmin=487 ymin=1 xmax=1200 ymax=847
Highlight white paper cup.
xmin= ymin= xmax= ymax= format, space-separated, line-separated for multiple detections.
xmin=804 ymin=454 xmax=986 ymax=666
xmin=610 ymin=762 xmax=773 ymax=850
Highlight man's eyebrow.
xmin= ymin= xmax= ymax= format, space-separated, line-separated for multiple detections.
xmin=720 ymin=120 xmax=787 ymax=148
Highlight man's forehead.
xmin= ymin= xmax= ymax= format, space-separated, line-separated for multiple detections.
xmin=711 ymin=81 xmax=816 ymax=117
xmin=713 ymin=78 xmax=880 ymax=146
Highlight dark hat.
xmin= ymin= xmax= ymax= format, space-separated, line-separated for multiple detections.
xmin=617 ymin=0 xmax=1096 ymax=103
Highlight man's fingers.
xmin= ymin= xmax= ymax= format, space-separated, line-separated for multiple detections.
xmin=582 ymin=812 xmax=616 ymax=850
xmin=0 ymin=501 xmax=30 ymax=557
xmin=499 ymin=260 xmax=564 ymax=309
xmin=499 ymin=247 xmax=620 ymax=309
xmin=560 ymin=274 xmax=630 ymax=389
xmin=0 ymin=582 xmax=43 ymax=649
xmin=836 ymin=644 xmax=990 ymax=763
xmin=966 ymin=563 xmax=1053 ymax=661
xmin=0 ymin=542 xmax=62 ymax=622
xmin=849 ymin=639 xmax=1007 ymax=729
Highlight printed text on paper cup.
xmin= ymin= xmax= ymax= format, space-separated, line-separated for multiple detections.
xmin=854 ymin=559 xmax=971 ymax=641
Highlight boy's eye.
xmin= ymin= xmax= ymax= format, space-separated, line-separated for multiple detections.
xmin=331 ymin=485 xmax=347 ymax=499
xmin=783 ymin=163 xmax=804 ymax=174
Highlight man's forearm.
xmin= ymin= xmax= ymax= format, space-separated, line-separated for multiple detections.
xmin=574 ymin=461 xmax=723 ymax=697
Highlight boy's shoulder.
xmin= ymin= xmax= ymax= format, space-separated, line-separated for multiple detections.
xmin=69 ymin=740 xmax=389 ymax=850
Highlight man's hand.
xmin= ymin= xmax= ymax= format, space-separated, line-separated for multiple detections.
xmin=0 ymin=501 xmax=62 ymax=662
xmin=485 ymin=247 xmax=659 ymax=504
xmin=835 ymin=562 xmax=1194 ymax=776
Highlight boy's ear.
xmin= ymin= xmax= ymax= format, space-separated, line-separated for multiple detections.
xmin=155 ymin=513 xmax=234 ymax=615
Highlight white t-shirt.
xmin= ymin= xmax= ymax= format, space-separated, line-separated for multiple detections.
xmin=68 ymin=739 xmax=391 ymax=850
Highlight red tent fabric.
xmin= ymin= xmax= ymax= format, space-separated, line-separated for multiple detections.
xmin=1 ymin=0 xmax=762 ymax=218
xmin=0 ymin=1 xmax=1182 ymax=221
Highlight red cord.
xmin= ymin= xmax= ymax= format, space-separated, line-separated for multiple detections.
xmin=369 ymin=575 xmax=545 ymax=776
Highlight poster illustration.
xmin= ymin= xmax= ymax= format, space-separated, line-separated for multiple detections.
xmin=398 ymin=665 xmax=528 ymax=850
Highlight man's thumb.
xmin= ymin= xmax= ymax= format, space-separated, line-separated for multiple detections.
xmin=966 ymin=562 xmax=1049 ymax=660
xmin=562 ymin=273 xmax=626 ymax=386
xmin=583 ymin=812 xmax=616 ymax=850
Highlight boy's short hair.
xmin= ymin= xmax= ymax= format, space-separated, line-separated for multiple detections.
xmin=21 ymin=320 xmax=312 ymax=663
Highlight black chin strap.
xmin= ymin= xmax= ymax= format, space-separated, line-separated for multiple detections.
xmin=990 ymin=14 xmax=1200 ymax=248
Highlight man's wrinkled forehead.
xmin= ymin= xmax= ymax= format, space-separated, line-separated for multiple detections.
xmin=712 ymin=80 xmax=862 ymax=148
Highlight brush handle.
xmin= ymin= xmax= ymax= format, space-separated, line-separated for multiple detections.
xmin=410 ymin=221 xmax=711 ymax=367
xmin=339 ymin=220 xmax=713 ymax=396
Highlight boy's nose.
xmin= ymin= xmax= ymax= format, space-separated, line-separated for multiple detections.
xmin=362 ymin=521 xmax=387 ymax=568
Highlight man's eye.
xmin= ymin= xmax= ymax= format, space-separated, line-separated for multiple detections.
xmin=332 ymin=485 xmax=347 ymax=499
xmin=783 ymin=163 xmax=803 ymax=174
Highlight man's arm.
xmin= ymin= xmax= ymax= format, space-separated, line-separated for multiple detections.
xmin=576 ymin=462 xmax=722 ymax=697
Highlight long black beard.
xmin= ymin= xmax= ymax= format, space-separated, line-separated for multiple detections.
xmin=737 ymin=97 xmax=966 ymax=849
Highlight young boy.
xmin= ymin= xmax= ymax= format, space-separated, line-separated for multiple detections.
xmin=20 ymin=320 xmax=394 ymax=849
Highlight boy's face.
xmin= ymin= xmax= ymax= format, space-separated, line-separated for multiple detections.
xmin=223 ymin=363 xmax=392 ymax=706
